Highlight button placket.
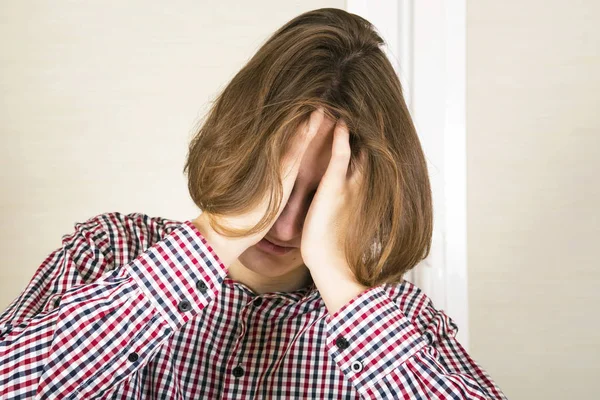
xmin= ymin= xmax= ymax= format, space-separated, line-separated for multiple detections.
xmin=227 ymin=296 xmax=264 ymax=383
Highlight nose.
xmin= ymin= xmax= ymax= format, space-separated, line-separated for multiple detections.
xmin=268 ymin=189 xmax=311 ymax=246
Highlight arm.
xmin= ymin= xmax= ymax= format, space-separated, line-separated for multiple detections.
xmin=0 ymin=212 xmax=228 ymax=399
xmin=324 ymin=285 xmax=508 ymax=399
xmin=298 ymin=118 xmax=505 ymax=396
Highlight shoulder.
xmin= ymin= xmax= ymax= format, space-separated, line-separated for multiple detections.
xmin=63 ymin=211 xmax=184 ymax=279
xmin=381 ymin=280 xmax=460 ymax=343
xmin=66 ymin=211 xmax=182 ymax=243
xmin=83 ymin=211 xmax=182 ymax=241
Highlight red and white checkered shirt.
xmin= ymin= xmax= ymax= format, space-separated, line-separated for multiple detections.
xmin=0 ymin=212 xmax=507 ymax=399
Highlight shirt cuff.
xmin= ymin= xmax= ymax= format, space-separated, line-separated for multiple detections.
xmin=128 ymin=220 xmax=228 ymax=330
xmin=325 ymin=285 xmax=427 ymax=393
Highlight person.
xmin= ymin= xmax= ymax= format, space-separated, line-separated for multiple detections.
xmin=0 ymin=8 xmax=507 ymax=399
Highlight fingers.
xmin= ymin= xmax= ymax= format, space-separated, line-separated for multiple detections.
xmin=305 ymin=106 xmax=325 ymax=143
xmin=349 ymin=147 xmax=366 ymax=191
xmin=321 ymin=118 xmax=366 ymax=194
xmin=296 ymin=107 xmax=324 ymax=161
xmin=322 ymin=118 xmax=352 ymax=189
xmin=281 ymin=107 xmax=324 ymax=179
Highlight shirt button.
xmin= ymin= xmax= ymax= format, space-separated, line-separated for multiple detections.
xmin=128 ymin=352 xmax=139 ymax=362
xmin=178 ymin=299 xmax=192 ymax=312
xmin=232 ymin=366 xmax=244 ymax=377
xmin=253 ymin=298 xmax=263 ymax=307
xmin=351 ymin=360 xmax=363 ymax=372
xmin=196 ymin=281 xmax=208 ymax=292
xmin=335 ymin=337 xmax=349 ymax=350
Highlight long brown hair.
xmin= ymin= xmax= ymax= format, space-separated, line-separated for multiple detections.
xmin=183 ymin=8 xmax=432 ymax=287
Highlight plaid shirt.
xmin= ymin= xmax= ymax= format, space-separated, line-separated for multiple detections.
xmin=0 ymin=212 xmax=507 ymax=399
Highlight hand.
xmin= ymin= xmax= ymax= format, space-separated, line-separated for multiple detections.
xmin=192 ymin=107 xmax=325 ymax=267
xmin=300 ymin=118 xmax=366 ymax=281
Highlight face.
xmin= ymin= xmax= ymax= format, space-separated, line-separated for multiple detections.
xmin=236 ymin=115 xmax=337 ymax=280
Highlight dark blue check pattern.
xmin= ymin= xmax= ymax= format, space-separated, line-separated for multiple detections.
xmin=0 ymin=212 xmax=507 ymax=399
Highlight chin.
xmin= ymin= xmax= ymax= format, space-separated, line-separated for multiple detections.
xmin=238 ymin=245 xmax=303 ymax=278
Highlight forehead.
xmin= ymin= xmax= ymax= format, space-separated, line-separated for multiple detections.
xmin=296 ymin=114 xmax=337 ymax=188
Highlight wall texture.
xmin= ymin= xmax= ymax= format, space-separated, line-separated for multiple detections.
xmin=467 ymin=1 xmax=600 ymax=398
xmin=0 ymin=0 xmax=343 ymax=310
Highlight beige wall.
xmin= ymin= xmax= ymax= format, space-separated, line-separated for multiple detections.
xmin=2 ymin=1 xmax=599 ymax=398
xmin=0 ymin=0 xmax=343 ymax=309
xmin=468 ymin=1 xmax=600 ymax=398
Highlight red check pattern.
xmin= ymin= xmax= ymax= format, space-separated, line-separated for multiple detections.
xmin=0 ymin=212 xmax=507 ymax=399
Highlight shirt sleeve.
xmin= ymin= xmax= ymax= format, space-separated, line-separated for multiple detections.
xmin=324 ymin=285 xmax=508 ymax=399
xmin=0 ymin=213 xmax=227 ymax=400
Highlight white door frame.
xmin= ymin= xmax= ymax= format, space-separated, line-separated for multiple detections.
xmin=346 ymin=0 xmax=469 ymax=348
